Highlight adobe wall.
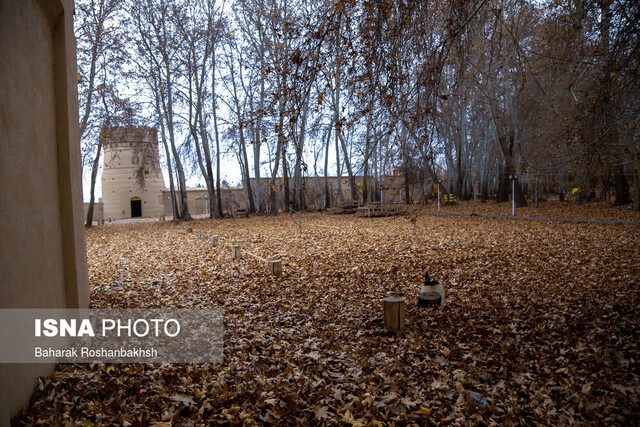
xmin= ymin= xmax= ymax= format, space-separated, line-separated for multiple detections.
xmin=161 ymin=187 xmax=246 ymax=217
xmin=293 ymin=175 xmax=407 ymax=208
xmin=249 ymin=175 xmax=410 ymax=211
xmin=0 ymin=0 xmax=89 ymax=422
xmin=159 ymin=175 xmax=416 ymax=218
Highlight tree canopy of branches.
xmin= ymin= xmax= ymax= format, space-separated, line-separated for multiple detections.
xmin=76 ymin=0 xmax=640 ymax=217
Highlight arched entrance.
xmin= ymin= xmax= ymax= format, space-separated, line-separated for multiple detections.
xmin=130 ymin=197 xmax=142 ymax=218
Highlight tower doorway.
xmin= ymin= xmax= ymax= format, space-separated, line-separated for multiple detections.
xmin=130 ymin=197 xmax=142 ymax=217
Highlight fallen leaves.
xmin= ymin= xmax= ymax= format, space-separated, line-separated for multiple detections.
xmin=12 ymin=211 xmax=640 ymax=425
xmin=418 ymin=199 xmax=640 ymax=223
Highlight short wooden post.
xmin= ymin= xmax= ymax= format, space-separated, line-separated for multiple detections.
xmin=270 ymin=260 xmax=282 ymax=277
xmin=382 ymin=297 xmax=406 ymax=332
xmin=211 ymin=236 xmax=219 ymax=247
xmin=198 ymin=230 xmax=204 ymax=239
xmin=182 ymin=222 xmax=187 ymax=229
xmin=232 ymin=245 xmax=242 ymax=259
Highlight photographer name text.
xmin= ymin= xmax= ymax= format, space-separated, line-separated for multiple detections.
xmin=34 ymin=346 xmax=158 ymax=358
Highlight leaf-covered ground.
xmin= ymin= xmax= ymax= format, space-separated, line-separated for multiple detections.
xmin=14 ymin=209 xmax=640 ymax=425
xmin=417 ymin=199 xmax=640 ymax=223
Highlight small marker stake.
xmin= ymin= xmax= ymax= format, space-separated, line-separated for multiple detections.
xmin=198 ymin=230 xmax=204 ymax=239
xmin=270 ymin=260 xmax=282 ymax=277
xmin=211 ymin=236 xmax=219 ymax=247
xmin=232 ymin=245 xmax=242 ymax=259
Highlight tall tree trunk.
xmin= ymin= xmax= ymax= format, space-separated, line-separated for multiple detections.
xmin=373 ymin=126 xmax=380 ymax=202
xmin=193 ymin=55 xmax=217 ymax=219
xmin=162 ymin=66 xmax=190 ymax=220
xmin=597 ymin=1 xmax=629 ymax=206
xmin=250 ymin=15 xmax=267 ymax=214
xmin=270 ymin=110 xmax=285 ymax=215
xmin=337 ymin=128 xmax=357 ymax=202
xmin=399 ymin=125 xmax=412 ymax=204
xmin=253 ymin=75 xmax=265 ymax=213
xmin=490 ymin=105 xmax=527 ymax=207
xmin=254 ymin=135 xmax=262 ymax=213
xmin=212 ymin=49 xmax=224 ymax=217
xmin=233 ymin=64 xmax=256 ymax=214
xmin=240 ymin=128 xmax=256 ymax=213
xmin=282 ymin=148 xmax=291 ymax=212
xmin=79 ymin=28 xmax=100 ymax=141
xmin=85 ymin=136 xmax=103 ymax=227
xmin=324 ymin=123 xmax=332 ymax=209
xmin=488 ymin=1 xmax=526 ymax=208
xmin=155 ymin=93 xmax=179 ymax=219
xmin=613 ymin=168 xmax=632 ymax=205
xmin=198 ymin=113 xmax=217 ymax=219
xmin=237 ymin=149 xmax=250 ymax=216
xmin=456 ymin=102 xmax=467 ymax=200
xmin=481 ymin=179 xmax=488 ymax=203
xmin=496 ymin=165 xmax=509 ymax=203
xmin=363 ymin=146 xmax=370 ymax=204
xmin=156 ymin=15 xmax=190 ymax=220
xmin=167 ymin=123 xmax=190 ymax=219
xmin=292 ymin=102 xmax=309 ymax=211
xmin=362 ymin=115 xmax=372 ymax=204
xmin=335 ymin=121 xmax=344 ymax=203
xmin=187 ymin=64 xmax=217 ymax=219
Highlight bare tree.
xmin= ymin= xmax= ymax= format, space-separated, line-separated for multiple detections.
xmin=130 ymin=0 xmax=192 ymax=220
xmin=75 ymin=0 xmax=133 ymax=227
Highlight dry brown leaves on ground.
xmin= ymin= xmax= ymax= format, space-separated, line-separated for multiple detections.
xmin=13 ymin=209 xmax=640 ymax=425
xmin=416 ymin=199 xmax=640 ymax=223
